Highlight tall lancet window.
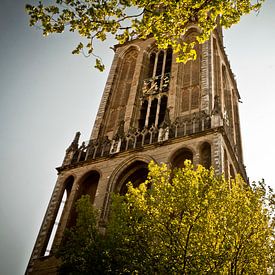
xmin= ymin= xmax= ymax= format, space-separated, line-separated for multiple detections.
xmin=139 ymin=46 xmax=172 ymax=129
xmin=222 ymin=65 xmax=233 ymax=133
xmin=105 ymin=48 xmax=138 ymax=134
xmin=180 ymin=29 xmax=201 ymax=114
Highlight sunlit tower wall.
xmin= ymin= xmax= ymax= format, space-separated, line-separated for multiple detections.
xmin=26 ymin=26 xmax=246 ymax=274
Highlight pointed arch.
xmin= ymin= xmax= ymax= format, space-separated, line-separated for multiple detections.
xmin=170 ymin=147 xmax=194 ymax=169
xmin=180 ymin=29 xmax=201 ymax=114
xmin=200 ymin=142 xmax=211 ymax=169
xmin=42 ymin=175 xmax=74 ymax=256
xmin=105 ymin=47 xmax=139 ymax=133
xmin=116 ymin=160 xmax=149 ymax=195
xmin=67 ymin=170 xmax=100 ymax=228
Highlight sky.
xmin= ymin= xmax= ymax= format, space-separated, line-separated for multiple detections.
xmin=0 ymin=1 xmax=274 ymax=274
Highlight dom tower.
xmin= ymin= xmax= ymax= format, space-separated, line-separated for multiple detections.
xmin=26 ymin=26 xmax=246 ymax=274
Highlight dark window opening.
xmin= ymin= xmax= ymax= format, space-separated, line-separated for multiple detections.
xmin=117 ymin=161 xmax=149 ymax=195
xmin=148 ymin=98 xmax=158 ymax=127
xmin=67 ymin=171 xmax=100 ymax=228
xmin=148 ymin=53 xmax=156 ymax=78
xmin=200 ymin=142 xmax=211 ymax=169
xmin=156 ymin=51 xmax=164 ymax=76
xmin=165 ymin=47 xmax=173 ymax=75
xmin=138 ymin=100 xmax=148 ymax=130
xmin=158 ymin=96 xmax=168 ymax=127
xmin=172 ymin=148 xmax=193 ymax=169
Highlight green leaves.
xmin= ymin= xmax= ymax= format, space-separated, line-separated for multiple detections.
xmin=110 ymin=160 xmax=274 ymax=273
xmin=58 ymin=162 xmax=274 ymax=274
xmin=26 ymin=0 xmax=265 ymax=71
xmin=72 ymin=42 xmax=83 ymax=54
xmin=94 ymin=58 xmax=105 ymax=72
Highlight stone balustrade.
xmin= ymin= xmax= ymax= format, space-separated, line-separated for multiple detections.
xmin=65 ymin=112 xmax=212 ymax=166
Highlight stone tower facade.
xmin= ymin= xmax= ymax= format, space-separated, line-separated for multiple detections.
xmin=26 ymin=27 xmax=246 ymax=274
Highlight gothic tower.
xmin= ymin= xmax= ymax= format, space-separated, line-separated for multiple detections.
xmin=26 ymin=26 xmax=246 ymax=274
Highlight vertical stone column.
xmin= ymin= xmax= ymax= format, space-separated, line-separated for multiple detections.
xmin=167 ymin=53 xmax=178 ymax=121
xmin=26 ymin=176 xmax=66 ymax=273
xmin=51 ymin=177 xmax=79 ymax=251
xmin=145 ymin=98 xmax=152 ymax=127
xmin=154 ymin=95 xmax=161 ymax=126
xmin=212 ymin=132 xmax=223 ymax=174
xmin=200 ymin=39 xmax=211 ymax=114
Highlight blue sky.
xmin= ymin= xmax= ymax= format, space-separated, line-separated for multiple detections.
xmin=0 ymin=1 xmax=274 ymax=274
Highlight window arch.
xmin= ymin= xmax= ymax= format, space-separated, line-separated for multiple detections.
xmin=148 ymin=98 xmax=158 ymax=127
xmin=105 ymin=48 xmax=139 ymax=133
xmin=43 ymin=176 xmax=74 ymax=256
xmin=156 ymin=51 xmax=164 ymax=76
xmin=158 ymin=96 xmax=168 ymax=127
xmin=222 ymin=65 xmax=233 ymax=132
xmin=115 ymin=161 xmax=149 ymax=195
xmin=138 ymin=100 xmax=148 ymax=129
xmin=171 ymin=148 xmax=193 ymax=169
xmin=200 ymin=142 xmax=211 ymax=169
xmin=180 ymin=31 xmax=201 ymax=114
xmin=213 ymin=37 xmax=222 ymax=100
xmin=146 ymin=46 xmax=172 ymax=79
xmin=138 ymin=45 xmax=172 ymax=130
xmin=67 ymin=171 xmax=100 ymax=228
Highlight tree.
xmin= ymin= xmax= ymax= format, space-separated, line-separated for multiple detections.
xmin=58 ymin=161 xmax=274 ymax=274
xmin=26 ymin=0 xmax=264 ymax=70
xmin=57 ymin=195 xmax=111 ymax=274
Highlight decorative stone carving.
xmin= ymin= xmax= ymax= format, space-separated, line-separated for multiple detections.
xmin=66 ymin=131 xmax=80 ymax=153
xmin=211 ymin=96 xmax=223 ymax=127
xmin=141 ymin=73 xmax=170 ymax=98
xmin=159 ymin=108 xmax=171 ymax=128
xmin=114 ymin=120 xmax=125 ymax=140
xmin=62 ymin=132 xmax=81 ymax=165
xmin=212 ymin=95 xmax=222 ymax=115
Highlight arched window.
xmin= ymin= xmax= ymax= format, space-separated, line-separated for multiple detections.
xmin=200 ymin=142 xmax=211 ymax=169
xmin=116 ymin=161 xmax=149 ymax=195
xmin=106 ymin=48 xmax=138 ymax=133
xmin=158 ymin=96 xmax=168 ymax=127
xmin=148 ymin=52 xmax=156 ymax=78
xmin=148 ymin=98 xmax=158 ymax=127
xmin=138 ymin=100 xmax=148 ymax=129
xmin=67 ymin=171 xmax=100 ymax=228
xmin=165 ymin=47 xmax=173 ymax=74
xmin=139 ymin=46 xmax=172 ymax=130
xmin=146 ymin=46 xmax=172 ymax=79
xmin=180 ymin=31 xmax=201 ymax=114
xmin=222 ymin=65 xmax=233 ymax=132
xmin=213 ymin=37 xmax=221 ymax=100
xmin=156 ymin=51 xmax=164 ymax=76
xmin=171 ymin=148 xmax=193 ymax=169
xmin=43 ymin=176 xmax=74 ymax=256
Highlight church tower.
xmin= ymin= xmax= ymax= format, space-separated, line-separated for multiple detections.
xmin=26 ymin=27 xmax=246 ymax=274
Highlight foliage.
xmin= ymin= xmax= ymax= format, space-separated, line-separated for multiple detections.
xmin=58 ymin=161 xmax=274 ymax=274
xmin=26 ymin=0 xmax=264 ymax=70
xmin=57 ymin=195 xmax=110 ymax=274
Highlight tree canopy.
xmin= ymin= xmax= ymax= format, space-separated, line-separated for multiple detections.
xmin=26 ymin=0 xmax=264 ymax=70
xmin=58 ymin=161 xmax=274 ymax=274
